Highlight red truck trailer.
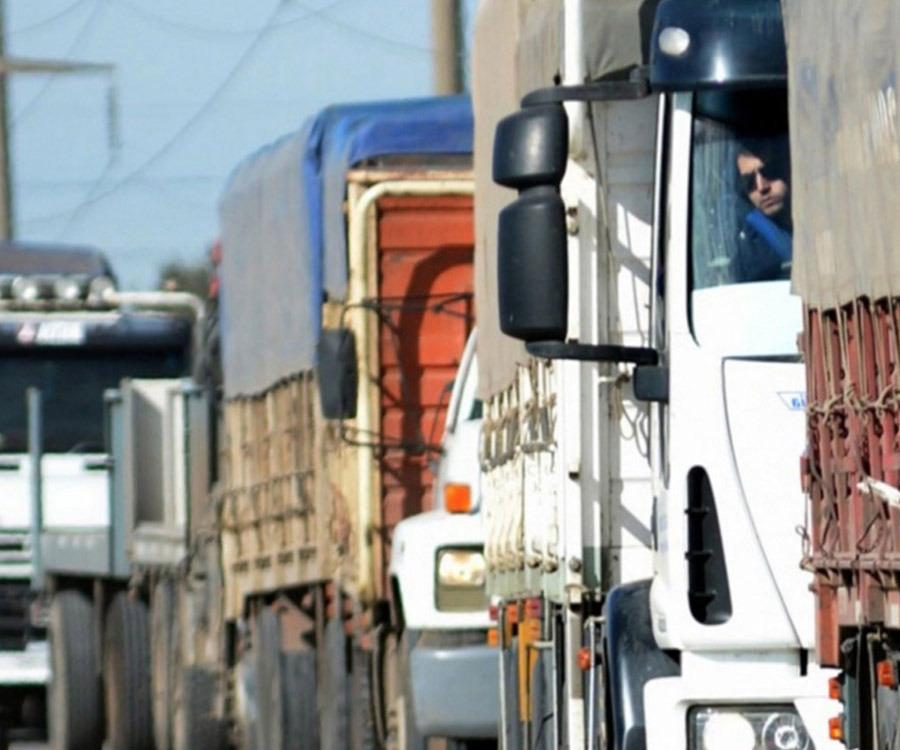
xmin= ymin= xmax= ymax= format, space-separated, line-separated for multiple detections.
xmin=789 ymin=1 xmax=900 ymax=747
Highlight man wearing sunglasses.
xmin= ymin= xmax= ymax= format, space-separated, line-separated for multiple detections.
xmin=733 ymin=142 xmax=793 ymax=282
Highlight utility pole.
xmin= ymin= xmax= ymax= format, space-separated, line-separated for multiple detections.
xmin=431 ymin=0 xmax=464 ymax=95
xmin=0 ymin=0 xmax=115 ymax=240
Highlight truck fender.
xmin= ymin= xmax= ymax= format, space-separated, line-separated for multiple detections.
xmin=603 ymin=580 xmax=680 ymax=750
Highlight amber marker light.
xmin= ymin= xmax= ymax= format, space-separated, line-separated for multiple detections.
xmin=577 ymin=647 xmax=593 ymax=672
xmin=828 ymin=716 xmax=843 ymax=742
xmin=828 ymin=677 xmax=842 ymax=701
xmin=445 ymin=483 xmax=472 ymax=513
xmin=525 ymin=597 xmax=542 ymax=620
xmin=487 ymin=628 xmax=499 ymax=647
xmin=877 ymin=659 xmax=898 ymax=689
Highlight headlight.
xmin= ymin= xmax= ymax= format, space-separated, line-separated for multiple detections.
xmin=53 ymin=276 xmax=84 ymax=301
xmin=11 ymin=276 xmax=41 ymax=302
xmin=438 ymin=549 xmax=485 ymax=587
xmin=435 ymin=548 xmax=487 ymax=612
xmin=87 ymin=275 xmax=116 ymax=303
xmin=689 ymin=706 xmax=813 ymax=750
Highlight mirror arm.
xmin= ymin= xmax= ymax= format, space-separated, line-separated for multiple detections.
xmin=521 ymin=68 xmax=650 ymax=107
xmin=525 ymin=340 xmax=658 ymax=365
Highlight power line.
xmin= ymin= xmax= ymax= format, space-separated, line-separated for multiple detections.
xmin=51 ymin=0 xmax=299 ymax=237
xmin=114 ymin=0 xmax=355 ymax=38
xmin=8 ymin=0 xmax=94 ymax=36
xmin=311 ymin=10 xmax=432 ymax=54
xmin=11 ymin=0 xmax=109 ymax=127
xmin=117 ymin=0 xmax=431 ymax=54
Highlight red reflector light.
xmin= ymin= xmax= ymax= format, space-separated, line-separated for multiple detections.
xmin=489 ymin=604 xmax=499 ymax=622
xmin=877 ymin=659 xmax=897 ymax=688
xmin=577 ymin=647 xmax=593 ymax=672
xmin=525 ymin=597 xmax=542 ymax=620
xmin=828 ymin=716 xmax=843 ymax=741
xmin=828 ymin=677 xmax=842 ymax=701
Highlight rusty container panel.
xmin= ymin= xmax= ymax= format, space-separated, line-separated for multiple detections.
xmin=805 ymin=299 xmax=900 ymax=666
xmin=375 ymin=194 xmax=474 ymax=588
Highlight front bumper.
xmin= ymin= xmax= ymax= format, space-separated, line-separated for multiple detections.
xmin=409 ymin=631 xmax=499 ymax=739
xmin=0 ymin=640 xmax=49 ymax=686
xmin=644 ymin=669 xmax=841 ymax=750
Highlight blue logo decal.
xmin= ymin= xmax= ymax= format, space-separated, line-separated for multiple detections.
xmin=778 ymin=392 xmax=806 ymax=411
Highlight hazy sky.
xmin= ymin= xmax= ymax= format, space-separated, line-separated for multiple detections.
xmin=6 ymin=0 xmax=477 ymax=288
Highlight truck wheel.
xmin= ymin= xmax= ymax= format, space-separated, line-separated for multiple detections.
xmin=150 ymin=579 xmax=175 ymax=750
xmin=350 ymin=638 xmax=376 ymax=750
xmin=320 ymin=617 xmax=350 ymax=750
xmin=254 ymin=607 xmax=285 ymax=750
xmin=253 ymin=607 xmax=317 ymax=750
xmin=104 ymin=593 xmax=154 ymax=750
xmin=503 ymin=637 xmax=522 ymax=749
xmin=173 ymin=666 xmax=227 ymax=750
xmin=386 ymin=631 xmax=425 ymax=750
xmin=49 ymin=590 xmax=103 ymax=750
xmin=283 ymin=650 xmax=318 ymax=750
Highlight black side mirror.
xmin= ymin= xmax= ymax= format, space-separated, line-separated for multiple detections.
xmin=316 ymin=328 xmax=358 ymax=420
xmin=493 ymin=104 xmax=568 ymax=342
xmin=493 ymin=73 xmax=659 ymax=366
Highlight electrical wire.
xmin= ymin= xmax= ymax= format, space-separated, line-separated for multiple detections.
xmin=306 ymin=11 xmax=431 ymax=55
xmin=11 ymin=0 xmax=110 ymax=128
xmin=7 ymin=0 xmax=95 ymax=36
xmin=50 ymin=0 xmax=301 ymax=238
xmin=113 ymin=0 xmax=357 ymax=39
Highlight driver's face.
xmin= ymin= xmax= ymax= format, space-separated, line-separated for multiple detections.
xmin=736 ymin=153 xmax=789 ymax=218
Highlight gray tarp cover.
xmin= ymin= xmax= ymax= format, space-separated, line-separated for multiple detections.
xmin=217 ymin=98 xmax=473 ymax=398
xmin=473 ymin=0 xmax=650 ymax=398
xmin=785 ymin=0 xmax=900 ymax=308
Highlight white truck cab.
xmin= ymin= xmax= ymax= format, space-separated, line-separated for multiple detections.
xmin=389 ymin=330 xmax=498 ymax=746
xmin=475 ymin=0 xmax=840 ymax=748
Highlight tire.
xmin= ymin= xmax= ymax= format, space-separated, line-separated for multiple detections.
xmin=385 ymin=630 xmax=425 ymax=750
xmin=173 ymin=666 xmax=227 ymax=750
xmin=283 ymin=650 xmax=318 ymax=750
xmin=151 ymin=579 xmax=175 ymax=750
xmin=104 ymin=593 xmax=154 ymax=750
xmin=502 ymin=637 xmax=522 ymax=750
xmin=254 ymin=607 xmax=317 ymax=750
xmin=319 ymin=617 xmax=350 ymax=750
xmin=350 ymin=638 xmax=376 ymax=750
xmin=255 ymin=608 xmax=285 ymax=750
xmin=49 ymin=590 xmax=103 ymax=750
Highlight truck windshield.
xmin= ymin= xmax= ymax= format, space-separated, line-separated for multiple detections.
xmin=689 ymin=89 xmax=801 ymax=356
xmin=0 ymin=348 xmax=186 ymax=453
xmin=691 ymin=89 xmax=791 ymax=289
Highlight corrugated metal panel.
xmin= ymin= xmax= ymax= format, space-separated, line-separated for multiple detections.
xmin=375 ymin=195 xmax=474 ymax=593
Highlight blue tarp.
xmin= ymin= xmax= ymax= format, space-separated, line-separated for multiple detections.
xmin=218 ymin=96 xmax=473 ymax=397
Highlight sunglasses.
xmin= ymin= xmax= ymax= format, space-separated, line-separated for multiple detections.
xmin=738 ymin=163 xmax=785 ymax=194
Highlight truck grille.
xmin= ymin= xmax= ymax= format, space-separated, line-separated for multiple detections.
xmin=0 ymin=581 xmax=30 ymax=650
xmin=0 ymin=532 xmax=31 ymax=565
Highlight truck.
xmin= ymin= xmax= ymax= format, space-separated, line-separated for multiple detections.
xmin=472 ymin=0 xmax=837 ymax=747
xmin=0 ymin=240 xmax=198 ymax=748
xmin=44 ymin=95 xmax=499 ymax=750
xmin=390 ymin=329 xmax=498 ymax=747
xmin=786 ymin=1 xmax=900 ymax=748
